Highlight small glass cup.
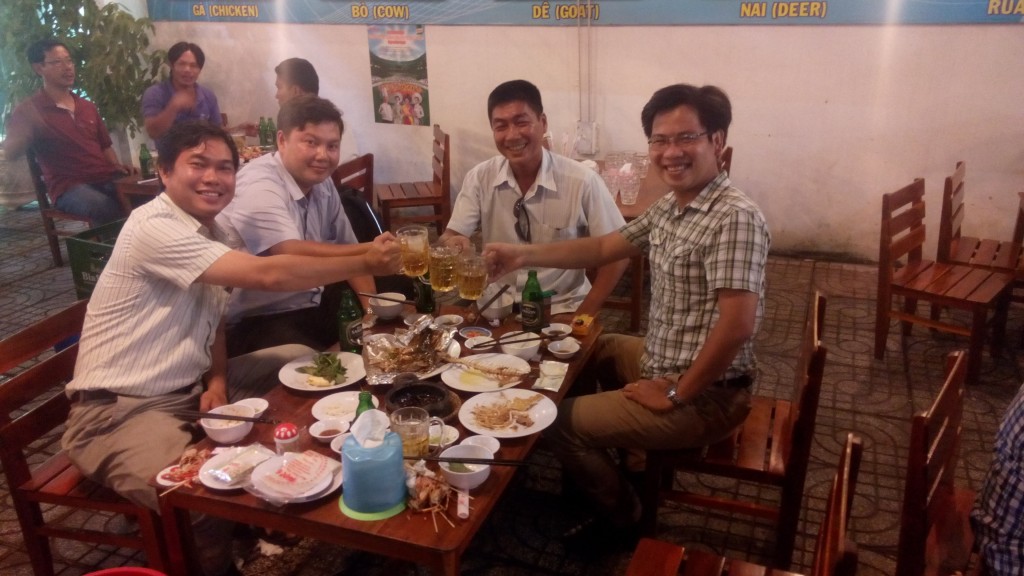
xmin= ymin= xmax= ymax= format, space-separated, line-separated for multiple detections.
xmin=389 ymin=407 xmax=443 ymax=458
xmin=457 ymin=254 xmax=487 ymax=300
xmin=429 ymin=244 xmax=458 ymax=292
xmin=397 ymin=225 xmax=429 ymax=277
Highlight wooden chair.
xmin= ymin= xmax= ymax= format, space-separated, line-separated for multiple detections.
xmin=628 ymin=432 xmax=862 ymax=576
xmin=332 ymin=153 xmax=375 ymax=204
xmin=27 ymin=149 xmax=94 ymax=267
xmin=895 ymin=351 xmax=979 ymax=576
xmin=0 ymin=301 xmax=167 ymax=575
xmin=1010 ymin=191 xmax=1024 ymax=304
xmin=640 ymin=292 xmax=828 ymax=569
xmin=874 ymin=178 xmax=1011 ymax=385
xmin=373 ymin=124 xmax=452 ymax=233
xmin=936 ymin=162 xmax=1021 ymax=272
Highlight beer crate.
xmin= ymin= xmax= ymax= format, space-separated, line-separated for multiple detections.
xmin=66 ymin=219 xmax=125 ymax=299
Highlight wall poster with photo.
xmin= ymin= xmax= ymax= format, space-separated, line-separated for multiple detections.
xmin=369 ymin=25 xmax=430 ymax=126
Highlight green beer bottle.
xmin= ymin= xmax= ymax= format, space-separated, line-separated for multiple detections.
xmin=414 ymin=274 xmax=435 ymax=314
xmin=266 ymin=118 xmax=277 ymax=149
xmin=138 ymin=144 xmax=152 ymax=178
xmin=258 ymin=116 xmax=268 ymax=146
xmin=338 ymin=289 xmax=364 ymax=353
xmin=521 ymin=270 xmax=545 ymax=333
xmin=354 ymin=390 xmax=375 ymax=419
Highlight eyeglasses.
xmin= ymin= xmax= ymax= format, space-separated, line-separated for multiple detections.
xmin=42 ymin=58 xmax=74 ymax=68
xmin=647 ymin=131 xmax=708 ymax=151
xmin=513 ymin=197 xmax=530 ymax=243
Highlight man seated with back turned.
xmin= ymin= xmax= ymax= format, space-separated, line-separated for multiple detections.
xmin=972 ymin=383 xmax=1024 ymax=574
xmin=484 ymin=84 xmax=770 ymax=549
xmin=273 ymin=57 xmax=359 ymax=163
xmin=4 ymin=38 xmax=135 ymax=224
xmin=220 ymin=95 xmax=375 ymax=356
xmin=61 ymin=120 xmax=400 ymax=576
xmin=439 ymin=79 xmax=627 ymax=315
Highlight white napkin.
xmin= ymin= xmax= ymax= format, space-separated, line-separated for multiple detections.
xmin=351 ymin=409 xmax=389 ymax=448
xmin=579 ymin=159 xmax=599 ymax=172
xmin=533 ymin=361 xmax=568 ymax=391
xmin=618 ymin=162 xmax=634 ymax=175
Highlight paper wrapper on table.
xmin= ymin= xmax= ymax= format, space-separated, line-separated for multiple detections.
xmin=362 ymin=323 xmax=454 ymax=385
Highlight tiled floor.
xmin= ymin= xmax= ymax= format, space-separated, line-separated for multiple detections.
xmin=1 ymin=201 xmax=1019 ymax=575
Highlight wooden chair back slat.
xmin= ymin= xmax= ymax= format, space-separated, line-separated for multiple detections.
xmin=0 ymin=301 xmax=86 ymax=375
xmin=1013 ymin=192 xmax=1024 ymax=246
xmin=332 ymin=153 xmax=374 ymax=204
xmin=896 ymin=351 xmax=973 ymax=576
xmin=26 ymin=150 xmax=95 ymax=266
xmin=937 ymin=161 xmax=967 ymax=263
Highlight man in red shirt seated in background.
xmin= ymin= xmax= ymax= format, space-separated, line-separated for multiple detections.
xmin=4 ymin=38 xmax=135 ymax=224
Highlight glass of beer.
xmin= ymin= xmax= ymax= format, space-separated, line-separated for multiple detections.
xmin=457 ymin=254 xmax=487 ymax=300
xmin=397 ymin=225 xmax=429 ymax=277
xmin=389 ymin=407 xmax=442 ymax=458
xmin=428 ymin=244 xmax=458 ymax=292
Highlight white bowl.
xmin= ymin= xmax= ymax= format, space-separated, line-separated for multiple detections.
xmin=233 ymin=398 xmax=269 ymax=418
xmin=330 ymin=432 xmax=353 ymax=455
xmin=369 ymin=292 xmax=406 ymax=320
xmin=429 ymin=424 xmax=460 ymax=448
xmin=200 ymin=404 xmax=255 ymax=444
xmin=310 ymin=419 xmax=349 ymax=443
xmin=499 ymin=331 xmax=540 ymax=361
xmin=439 ymin=444 xmax=492 ymax=491
xmin=404 ymin=313 xmax=431 ymax=327
xmin=547 ymin=338 xmax=580 ymax=360
xmin=479 ymin=293 xmax=514 ymax=321
xmin=460 ymin=435 xmax=500 ymax=455
xmin=464 ymin=336 xmax=496 ymax=352
xmin=542 ymin=323 xmax=572 ymax=338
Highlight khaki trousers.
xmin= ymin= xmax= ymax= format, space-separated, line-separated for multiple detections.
xmin=62 ymin=344 xmax=314 ymax=576
xmin=547 ymin=334 xmax=751 ymax=526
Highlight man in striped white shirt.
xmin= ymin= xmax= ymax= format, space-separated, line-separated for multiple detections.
xmin=61 ymin=121 xmax=400 ymax=576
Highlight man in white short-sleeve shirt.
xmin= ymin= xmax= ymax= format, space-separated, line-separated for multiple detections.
xmin=440 ymin=80 xmax=627 ymax=315
xmin=61 ymin=121 xmax=400 ymax=576
xmin=219 ymin=95 xmax=375 ymax=356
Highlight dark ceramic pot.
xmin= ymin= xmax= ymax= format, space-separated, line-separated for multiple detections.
xmin=385 ymin=380 xmax=452 ymax=419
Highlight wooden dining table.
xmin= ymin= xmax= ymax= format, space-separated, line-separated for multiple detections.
xmin=114 ymin=174 xmax=161 ymax=216
xmin=155 ymin=306 xmax=603 ymax=576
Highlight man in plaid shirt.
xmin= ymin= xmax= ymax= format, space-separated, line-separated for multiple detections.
xmin=483 ymin=84 xmax=770 ymax=549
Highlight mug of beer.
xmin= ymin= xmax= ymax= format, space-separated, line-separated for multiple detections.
xmin=397 ymin=225 xmax=429 ymax=277
xmin=429 ymin=244 xmax=458 ymax=292
xmin=457 ymin=254 xmax=487 ymax=300
xmin=389 ymin=407 xmax=442 ymax=458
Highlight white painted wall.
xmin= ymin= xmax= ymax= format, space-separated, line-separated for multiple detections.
xmin=147 ymin=21 xmax=1024 ymax=260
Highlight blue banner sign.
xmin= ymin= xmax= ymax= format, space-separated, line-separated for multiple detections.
xmin=147 ymin=0 xmax=1024 ymax=25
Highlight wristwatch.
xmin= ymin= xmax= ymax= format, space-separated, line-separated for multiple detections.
xmin=665 ymin=386 xmax=684 ymax=407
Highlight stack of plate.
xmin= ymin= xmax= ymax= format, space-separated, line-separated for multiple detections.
xmin=245 ymin=450 xmax=343 ymax=505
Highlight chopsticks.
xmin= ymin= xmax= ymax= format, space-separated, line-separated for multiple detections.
xmin=404 ymin=455 xmax=528 ymax=467
xmin=474 ymin=284 xmax=511 ymax=320
xmin=174 ymin=411 xmax=278 ymax=425
xmin=358 ymin=292 xmax=413 ymax=306
xmin=473 ymin=333 xmax=546 ymax=349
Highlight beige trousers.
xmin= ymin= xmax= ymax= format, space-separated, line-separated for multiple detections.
xmin=547 ymin=334 xmax=751 ymax=526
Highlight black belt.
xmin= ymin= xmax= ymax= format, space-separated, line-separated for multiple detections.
xmin=69 ymin=384 xmax=194 ymax=404
xmin=712 ymin=375 xmax=752 ymax=389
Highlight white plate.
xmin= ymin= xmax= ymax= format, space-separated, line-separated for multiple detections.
xmin=156 ymin=464 xmax=184 ymax=487
xmin=198 ymin=446 xmax=273 ymax=491
xmin=246 ymin=462 xmax=343 ymax=505
xmin=429 ymin=424 xmax=460 ymax=447
xmin=251 ymin=453 xmax=334 ymax=500
xmin=417 ymin=341 xmax=461 ymax=379
xmin=311 ymin=391 xmax=380 ymax=422
xmin=440 ymin=353 xmax=530 ymax=393
xmin=279 ymin=352 xmax=366 ymax=392
xmin=458 ymin=389 xmax=557 ymax=439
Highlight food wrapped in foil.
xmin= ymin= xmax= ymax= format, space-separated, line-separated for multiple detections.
xmin=363 ymin=318 xmax=455 ymax=385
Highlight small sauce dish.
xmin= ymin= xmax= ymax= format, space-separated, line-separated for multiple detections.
xmin=548 ymin=338 xmax=580 ymax=360
xmin=310 ymin=419 xmax=349 ymax=444
xmin=459 ymin=326 xmax=492 ymax=339
xmin=433 ymin=314 xmax=464 ymax=329
xmin=233 ymin=397 xmax=269 ymax=418
xmin=542 ymin=323 xmax=572 ymax=338
xmin=465 ymin=336 xmax=496 ymax=352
